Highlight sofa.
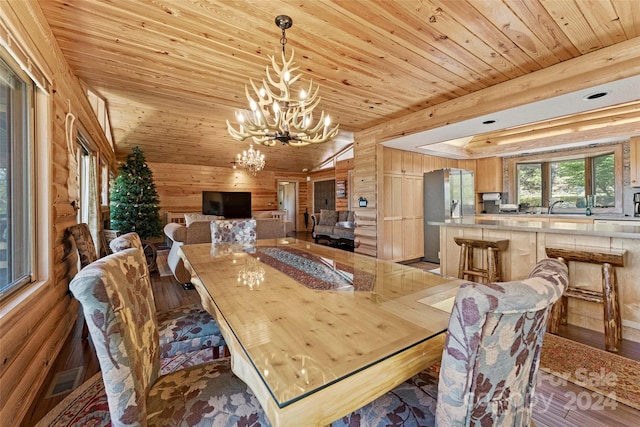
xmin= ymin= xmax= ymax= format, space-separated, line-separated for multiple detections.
xmin=253 ymin=210 xmax=295 ymax=237
xmin=164 ymin=212 xmax=293 ymax=284
xmin=311 ymin=209 xmax=356 ymax=247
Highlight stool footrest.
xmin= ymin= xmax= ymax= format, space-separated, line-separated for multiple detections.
xmin=565 ymin=287 xmax=604 ymax=304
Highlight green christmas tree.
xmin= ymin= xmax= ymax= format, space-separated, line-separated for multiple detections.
xmin=109 ymin=146 xmax=162 ymax=239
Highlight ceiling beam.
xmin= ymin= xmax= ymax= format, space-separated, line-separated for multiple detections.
xmin=362 ymin=37 xmax=640 ymax=144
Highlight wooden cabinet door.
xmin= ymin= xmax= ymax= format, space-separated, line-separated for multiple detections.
xmin=401 ymin=176 xmax=424 ymax=260
xmin=383 ymin=148 xmax=403 ymax=173
xmin=402 ymin=152 xmax=423 ymax=175
xmin=476 ymin=157 xmax=503 ymax=193
xmin=631 ymin=137 xmax=640 ymax=187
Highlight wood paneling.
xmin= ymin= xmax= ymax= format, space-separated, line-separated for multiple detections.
xmin=34 ymin=0 xmax=640 ymax=171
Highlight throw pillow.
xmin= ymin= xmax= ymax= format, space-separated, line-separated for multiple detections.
xmin=319 ymin=209 xmax=338 ymax=226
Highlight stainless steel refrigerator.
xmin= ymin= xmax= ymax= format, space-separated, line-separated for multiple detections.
xmin=423 ymin=168 xmax=475 ymax=263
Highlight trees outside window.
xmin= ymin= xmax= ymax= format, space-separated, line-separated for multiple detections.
xmin=515 ymin=152 xmax=616 ymax=211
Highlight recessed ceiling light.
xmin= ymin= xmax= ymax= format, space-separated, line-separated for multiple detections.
xmin=482 ymin=119 xmax=496 ymax=125
xmin=584 ymin=91 xmax=609 ymax=100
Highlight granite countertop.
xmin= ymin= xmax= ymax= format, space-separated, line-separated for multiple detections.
xmin=477 ymin=213 xmax=640 ymax=222
xmin=429 ymin=216 xmax=640 ymax=239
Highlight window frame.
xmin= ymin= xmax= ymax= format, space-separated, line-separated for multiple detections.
xmin=507 ymin=144 xmax=623 ymax=215
xmin=0 ymin=46 xmax=50 ymax=303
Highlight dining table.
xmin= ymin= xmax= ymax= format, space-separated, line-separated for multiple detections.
xmin=179 ymin=238 xmax=463 ymax=426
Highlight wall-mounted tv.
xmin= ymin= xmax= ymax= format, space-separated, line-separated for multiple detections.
xmin=202 ymin=191 xmax=252 ymax=218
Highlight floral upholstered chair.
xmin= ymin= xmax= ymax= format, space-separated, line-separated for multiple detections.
xmin=109 ymin=232 xmax=226 ymax=358
xmin=69 ymin=247 xmax=269 ymax=426
xmin=211 ymin=218 xmax=257 ymax=244
xmin=333 ymin=258 xmax=568 ymax=427
xmin=68 ymin=223 xmax=98 ymax=268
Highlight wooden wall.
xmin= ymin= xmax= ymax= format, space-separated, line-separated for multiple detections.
xmin=149 ymin=162 xmax=309 ymax=227
xmin=0 ymin=3 xmax=115 ymax=426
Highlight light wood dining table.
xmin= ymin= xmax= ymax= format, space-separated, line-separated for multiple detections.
xmin=179 ymin=238 xmax=463 ymax=426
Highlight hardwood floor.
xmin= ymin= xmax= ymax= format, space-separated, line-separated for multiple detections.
xmin=20 ymin=236 xmax=640 ymax=426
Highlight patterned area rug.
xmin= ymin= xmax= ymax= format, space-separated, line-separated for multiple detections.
xmin=156 ymin=249 xmax=172 ymax=277
xmin=35 ymin=330 xmax=640 ymax=425
xmin=254 ymin=246 xmax=376 ymax=291
xmin=35 ymin=348 xmax=221 ymax=427
xmin=539 ymin=333 xmax=640 ymax=410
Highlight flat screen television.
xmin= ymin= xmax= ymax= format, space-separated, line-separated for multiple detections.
xmin=202 ymin=191 xmax=252 ymax=218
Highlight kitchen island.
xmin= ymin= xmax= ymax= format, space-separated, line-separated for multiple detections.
xmin=431 ymin=217 xmax=640 ymax=343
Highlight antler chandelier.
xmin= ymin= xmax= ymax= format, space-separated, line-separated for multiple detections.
xmin=226 ymin=15 xmax=339 ymax=147
xmin=235 ymin=143 xmax=265 ymax=175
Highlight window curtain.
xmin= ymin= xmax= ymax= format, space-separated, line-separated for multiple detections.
xmin=87 ymin=154 xmax=100 ymax=255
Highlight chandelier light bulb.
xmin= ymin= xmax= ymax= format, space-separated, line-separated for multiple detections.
xmin=300 ymin=89 xmax=307 ymax=99
xmin=325 ymin=116 xmax=331 ymax=126
xmin=259 ymin=87 xmax=266 ymax=97
xmin=273 ymin=102 xmax=280 ymax=113
xmin=250 ymin=100 xmax=257 ymax=111
xmin=236 ymin=111 xmax=245 ymax=122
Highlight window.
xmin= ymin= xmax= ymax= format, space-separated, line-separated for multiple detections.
xmin=550 ymin=159 xmax=585 ymax=207
xmin=516 ymin=163 xmax=542 ymax=207
xmin=0 ymin=56 xmax=33 ymax=298
xmin=593 ymin=153 xmax=615 ymax=207
xmin=513 ymin=148 xmax=619 ymax=212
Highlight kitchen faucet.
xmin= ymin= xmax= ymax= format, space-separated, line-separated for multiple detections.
xmin=547 ymin=200 xmax=564 ymax=214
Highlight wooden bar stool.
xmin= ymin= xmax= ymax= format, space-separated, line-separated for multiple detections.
xmin=454 ymin=237 xmax=509 ymax=283
xmin=545 ymin=246 xmax=626 ymax=352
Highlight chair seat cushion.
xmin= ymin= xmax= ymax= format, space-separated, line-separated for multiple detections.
xmin=332 ymin=370 xmax=438 ymax=427
xmin=157 ymin=304 xmax=225 ymax=358
xmin=147 ymin=358 xmax=269 ymax=426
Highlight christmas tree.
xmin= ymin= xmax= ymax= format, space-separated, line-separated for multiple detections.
xmin=109 ymin=146 xmax=163 ymax=239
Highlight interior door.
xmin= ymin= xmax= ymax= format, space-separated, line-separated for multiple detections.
xmin=278 ymin=181 xmax=297 ymax=230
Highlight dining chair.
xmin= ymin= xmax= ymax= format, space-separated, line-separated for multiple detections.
xmin=109 ymin=232 xmax=226 ymax=358
xmin=210 ymin=218 xmax=257 ymax=244
xmin=333 ymin=258 xmax=569 ymax=427
xmin=69 ymin=247 xmax=269 ymax=426
xmin=68 ymin=223 xmax=98 ymax=268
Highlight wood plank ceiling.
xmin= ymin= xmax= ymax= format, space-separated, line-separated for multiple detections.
xmin=39 ymin=0 xmax=640 ymax=172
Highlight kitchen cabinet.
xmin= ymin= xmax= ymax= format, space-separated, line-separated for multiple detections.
xmin=381 ymin=174 xmax=424 ymax=261
xmin=631 ymin=136 xmax=640 ymax=187
xmin=383 ymin=148 xmax=422 ymax=175
xmin=476 ymin=157 xmax=503 ymax=193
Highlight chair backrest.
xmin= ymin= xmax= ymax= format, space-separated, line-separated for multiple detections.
xmin=68 ymin=223 xmax=97 ymax=268
xmin=109 ymin=231 xmax=143 ymax=253
xmin=69 ymin=248 xmax=161 ymax=426
xmin=210 ymin=219 xmax=257 ymax=244
xmin=436 ymin=258 xmax=568 ymax=426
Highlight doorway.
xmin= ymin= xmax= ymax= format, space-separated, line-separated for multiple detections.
xmin=278 ymin=181 xmax=297 ymax=231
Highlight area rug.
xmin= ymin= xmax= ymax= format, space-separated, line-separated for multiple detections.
xmin=35 ymin=348 xmax=220 ymax=427
xmin=539 ymin=333 xmax=640 ymax=410
xmin=155 ymin=249 xmax=172 ymax=277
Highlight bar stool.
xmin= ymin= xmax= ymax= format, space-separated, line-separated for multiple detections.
xmin=545 ymin=246 xmax=626 ymax=352
xmin=454 ymin=237 xmax=509 ymax=283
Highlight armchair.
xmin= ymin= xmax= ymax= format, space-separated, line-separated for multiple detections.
xmin=333 ymin=258 xmax=568 ymax=426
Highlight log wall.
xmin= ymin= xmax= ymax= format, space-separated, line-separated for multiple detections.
xmin=0 ymin=3 xmax=114 ymax=425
